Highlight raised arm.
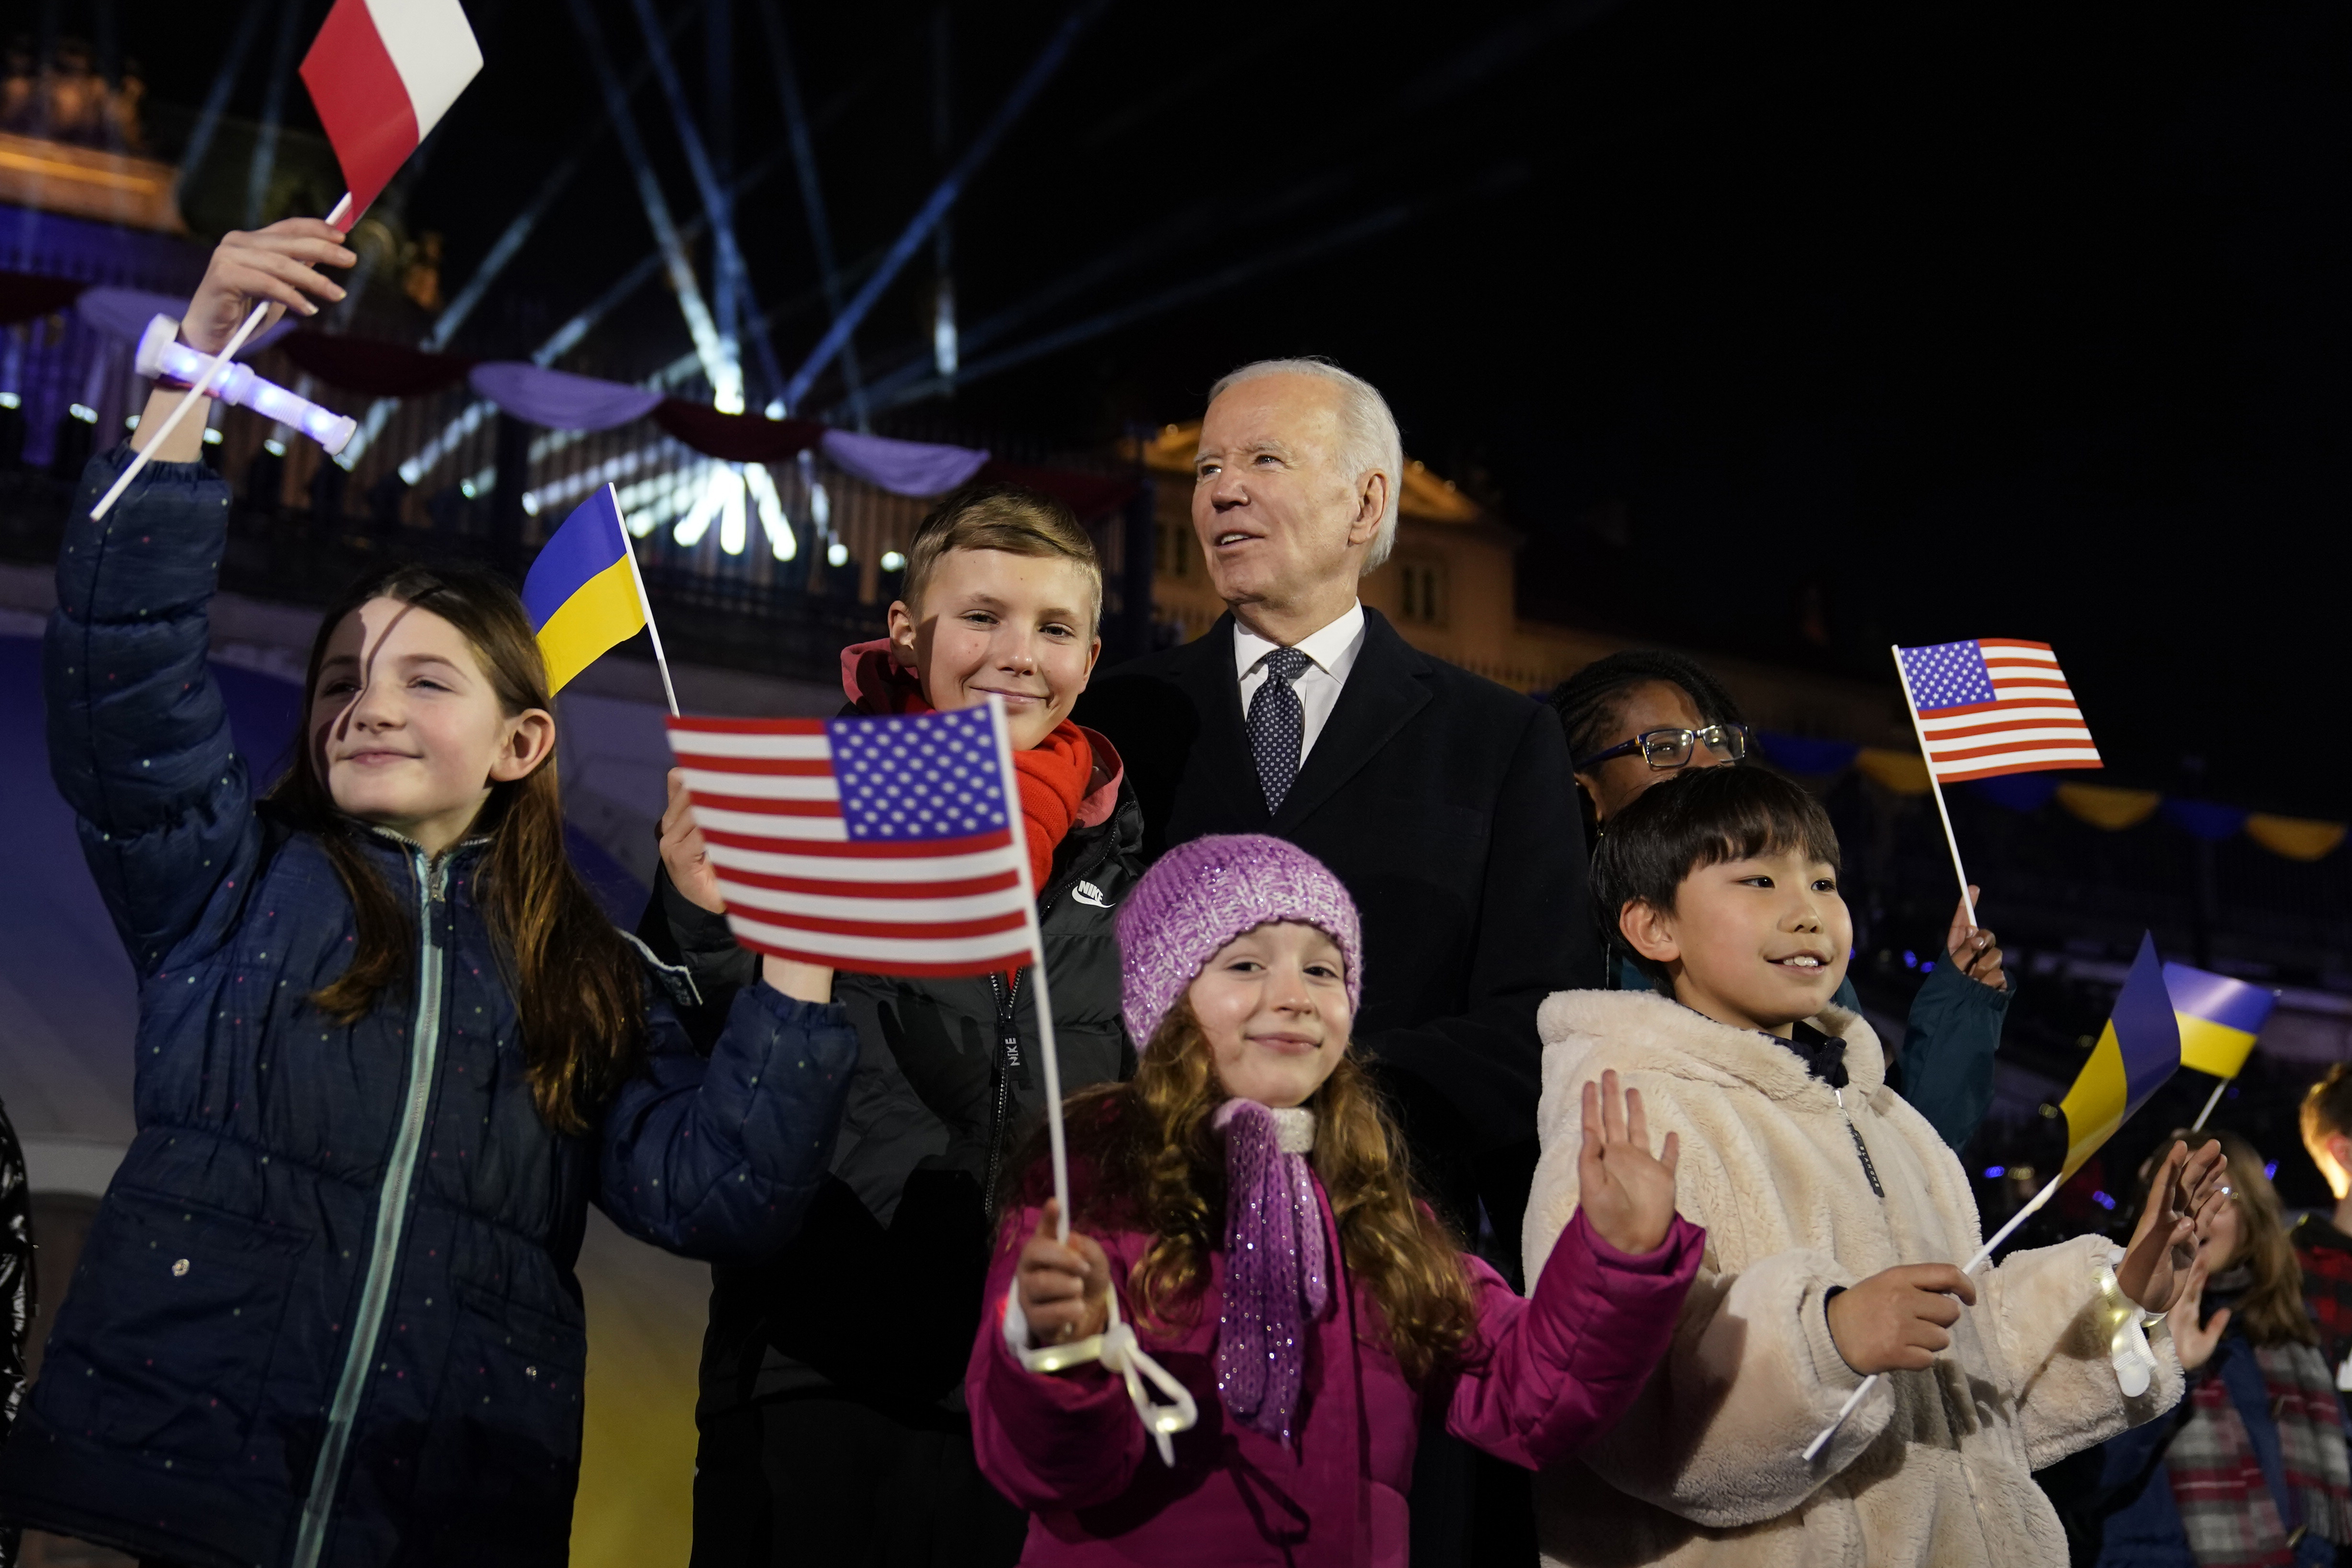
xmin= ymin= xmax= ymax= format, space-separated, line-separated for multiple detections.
xmin=1894 ymin=891 xmax=2010 ymax=1151
xmin=45 ymin=221 xmax=353 ymax=977
xmin=1449 ymin=1205 xmax=1703 ymax=1469
xmin=48 ymin=449 xmax=261 ymax=976
xmin=596 ymin=962 xmax=859 ymax=1263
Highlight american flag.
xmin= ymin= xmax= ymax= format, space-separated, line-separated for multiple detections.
xmin=665 ymin=704 xmax=1043 ymax=977
xmin=1896 ymin=638 xmax=2103 ymax=782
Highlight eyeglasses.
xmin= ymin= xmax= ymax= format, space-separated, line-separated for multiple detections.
xmin=1574 ymin=722 xmax=1751 ymax=773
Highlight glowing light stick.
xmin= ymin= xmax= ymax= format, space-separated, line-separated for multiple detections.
xmin=134 ymin=316 xmax=357 ymax=455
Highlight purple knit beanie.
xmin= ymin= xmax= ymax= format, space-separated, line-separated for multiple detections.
xmin=1116 ymin=834 xmax=1363 ymax=1048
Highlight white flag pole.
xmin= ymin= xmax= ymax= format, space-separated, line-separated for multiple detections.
xmin=2191 ymin=1078 xmax=2229 ymax=1132
xmin=1891 ymin=644 xmax=1977 ymax=927
xmin=610 ymin=483 xmax=680 ymax=718
xmin=92 ymin=194 xmax=354 ymax=523
xmin=983 ymin=695 xmax=1069 ymax=1241
xmin=1802 ymin=1170 xmax=2063 ymax=1462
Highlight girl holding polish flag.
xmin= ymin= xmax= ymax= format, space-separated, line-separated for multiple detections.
xmin=0 ymin=227 xmax=861 ymax=1566
xmin=967 ymin=835 xmax=1703 ymax=1566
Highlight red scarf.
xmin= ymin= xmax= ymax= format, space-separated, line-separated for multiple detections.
xmin=838 ymin=639 xmax=1094 ymax=895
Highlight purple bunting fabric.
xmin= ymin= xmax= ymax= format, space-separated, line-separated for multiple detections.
xmin=820 ymin=427 xmax=990 ymax=498
xmin=1760 ymin=731 xmax=1862 ymax=775
xmin=468 ymin=362 xmax=663 ymax=430
xmin=75 ymin=286 xmax=296 ymax=357
xmin=2162 ymin=799 xmax=2252 ymax=843
xmin=1971 ymin=773 xmax=2063 ymax=813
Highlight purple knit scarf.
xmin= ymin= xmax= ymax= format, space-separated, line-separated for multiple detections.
xmin=1212 ymin=1099 xmax=1329 ymax=1446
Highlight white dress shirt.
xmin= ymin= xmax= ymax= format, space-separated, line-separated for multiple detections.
xmin=1233 ymin=602 xmax=1368 ymax=765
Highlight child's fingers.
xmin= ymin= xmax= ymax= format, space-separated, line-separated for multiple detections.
xmin=1896 ymin=1263 xmax=1978 ymax=1306
xmin=1033 ymin=1199 xmax=1063 ymax=1242
xmin=219 ymin=263 xmax=324 ymax=318
xmin=238 ymin=248 xmax=349 ymax=305
xmin=1658 ymin=1129 xmax=1680 ymax=1176
xmin=1624 ymin=1083 xmax=1649 ymax=1154
xmin=1600 ymin=1069 xmax=1626 ymax=1146
xmin=254 ymin=216 xmax=357 ymax=246
xmin=1580 ymin=1078 xmax=1600 ymax=1153
xmin=660 ymin=770 xmax=697 ymax=842
xmin=232 ymin=229 xmax=358 ymax=269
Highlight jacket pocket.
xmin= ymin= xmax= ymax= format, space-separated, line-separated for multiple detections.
xmin=37 ymin=1187 xmax=309 ymax=1460
xmin=416 ymin=1285 xmax=587 ymax=1542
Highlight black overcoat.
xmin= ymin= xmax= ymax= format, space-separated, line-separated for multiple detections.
xmin=1075 ymin=608 xmax=1596 ymax=1246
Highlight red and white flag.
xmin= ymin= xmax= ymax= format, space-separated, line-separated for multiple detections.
xmin=666 ymin=705 xmax=1044 ymax=977
xmin=1895 ymin=637 xmax=2103 ymax=782
xmin=301 ymin=0 xmax=483 ymax=220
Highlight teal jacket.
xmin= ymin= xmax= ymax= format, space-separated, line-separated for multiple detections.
xmin=1610 ymin=952 xmax=2005 ymax=1152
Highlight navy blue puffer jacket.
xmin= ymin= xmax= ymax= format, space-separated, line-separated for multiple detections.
xmin=0 ymin=450 xmax=859 ymax=1568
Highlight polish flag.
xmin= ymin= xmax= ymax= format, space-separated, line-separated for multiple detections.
xmin=300 ymin=0 xmax=483 ymax=221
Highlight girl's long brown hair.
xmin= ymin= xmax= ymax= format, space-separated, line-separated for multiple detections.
xmin=1017 ymin=1000 xmax=1481 ymax=1386
xmin=268 ymin=562 xmax=645 ymax=1132
xmin=2140 ymin=1128 xmax=2316 ymax=1348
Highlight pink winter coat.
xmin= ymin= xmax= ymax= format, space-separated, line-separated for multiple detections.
xmin=966 ymin=1181 xmax=1703 ymax=1567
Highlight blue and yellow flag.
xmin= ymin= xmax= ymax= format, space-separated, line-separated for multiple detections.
xmin=2163 ymin=962 xmax=2277 ymax=1082
xmin=2057 ymin=934 xmax=2182 ymax=1179
xmin=523 ymin=485 xmax=647 ymax=694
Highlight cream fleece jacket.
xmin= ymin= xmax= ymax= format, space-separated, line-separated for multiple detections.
xmin=1523 ymin=989 xmax=2182 ymax=1568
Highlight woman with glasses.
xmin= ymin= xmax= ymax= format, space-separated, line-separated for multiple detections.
xmin=1548 ymin=648 xmax=2008 ymax=1153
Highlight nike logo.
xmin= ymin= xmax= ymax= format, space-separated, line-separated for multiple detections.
xmin=1071 ymin=880 xmax=1112 ymax=909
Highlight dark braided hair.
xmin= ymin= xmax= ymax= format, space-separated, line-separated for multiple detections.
xmin=1548 ymin=648 xmax=1746 ymax=770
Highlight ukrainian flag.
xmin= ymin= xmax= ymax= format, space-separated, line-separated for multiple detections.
xmin=2057 ymin=934 xmax=2182 ymax=1179
xmin=2163 ymin=962 xmax=2277 ymax=1082
xmin=523 ymin=485 xmax=646 ymax=694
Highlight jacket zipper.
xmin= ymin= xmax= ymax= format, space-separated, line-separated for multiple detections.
xmin=1833 ymin=1086 xmax=1886 ymax=1200
xmin=982 ymin=970 xmax=1022 ymax=1221
xmin=980 ymin=877 xmax=1076 ymax=1222
xmin=291 ymin=846 xmax=450 ymax=1568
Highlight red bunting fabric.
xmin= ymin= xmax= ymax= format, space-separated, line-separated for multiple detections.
xmin=978 ymin=458 xmax=1139 ymax=521
xmin=0 ymin=271 xmax=89 ymax=327
xmin=280 ymin=332 xmax=476 ymax=397
xmin=648 ymin=400 xmax=828 ymax=462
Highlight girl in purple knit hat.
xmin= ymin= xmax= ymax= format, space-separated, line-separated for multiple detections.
xmin=964 ymin=833 xmax=1705 ymax=1566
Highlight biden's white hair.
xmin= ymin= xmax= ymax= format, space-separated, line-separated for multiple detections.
xmin=1208 ymin=356 xmax=1405 ymax=570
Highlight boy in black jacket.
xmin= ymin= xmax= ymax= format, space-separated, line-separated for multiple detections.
xmin=643 ymin=485 xmax=1145 ymax=1568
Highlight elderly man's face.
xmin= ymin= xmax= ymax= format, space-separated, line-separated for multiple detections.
xmin=1191 ymin=374 xmax=1381 ymax=619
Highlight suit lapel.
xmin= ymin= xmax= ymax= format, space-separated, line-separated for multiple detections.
xmin=1273 ymin=609 xmax=1430 ymax=830
xmin=1174 ymin=614 xmax=1269 ymax=827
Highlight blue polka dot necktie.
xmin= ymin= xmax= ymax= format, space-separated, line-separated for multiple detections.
xmin=1248 ymin=647 xmax=1313 ymax=814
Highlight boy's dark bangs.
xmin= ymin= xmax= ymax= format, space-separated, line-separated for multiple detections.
xmin=1685 ymin=788 xmax=1843 ymax=877
xmin=1591 ymin=765 xmax=1844 ymax=939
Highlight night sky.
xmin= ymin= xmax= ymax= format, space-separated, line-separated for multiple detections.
xmin=57 ymin=0 xmax=2352 ymax=816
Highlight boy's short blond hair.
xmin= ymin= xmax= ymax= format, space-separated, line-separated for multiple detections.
xmin=900 ymin=483 xmax=1103 ymax=634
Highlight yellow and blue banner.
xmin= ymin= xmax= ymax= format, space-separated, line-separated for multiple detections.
xmin=2057 ymin=934 xmax=2182 ymax=1180
xmin=523 ymin=484 xmax=646 ymax=694
xmin=2163 ymin=962 xmax=2277 ymax=1081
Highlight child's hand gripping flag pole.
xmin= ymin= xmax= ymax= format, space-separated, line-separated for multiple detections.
xmin=2165 ymin=964 xmax=2279 ymax=1131
xmin=523 ymin=484 xmax=677 ymax=712
xmin=1892 ymin=638 xmax=2104 ymax=926
xmin=662 ymin=698 xmax=1200 ymax=1463
xmin=92 ymin=0 xmax=481 ymax=522
xmin=1805 ymin=934 xmax=2181 ymax=1462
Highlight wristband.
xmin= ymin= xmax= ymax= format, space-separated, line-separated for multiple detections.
xmin=2094 ymin=1258 xmax=2161 ymax=1398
